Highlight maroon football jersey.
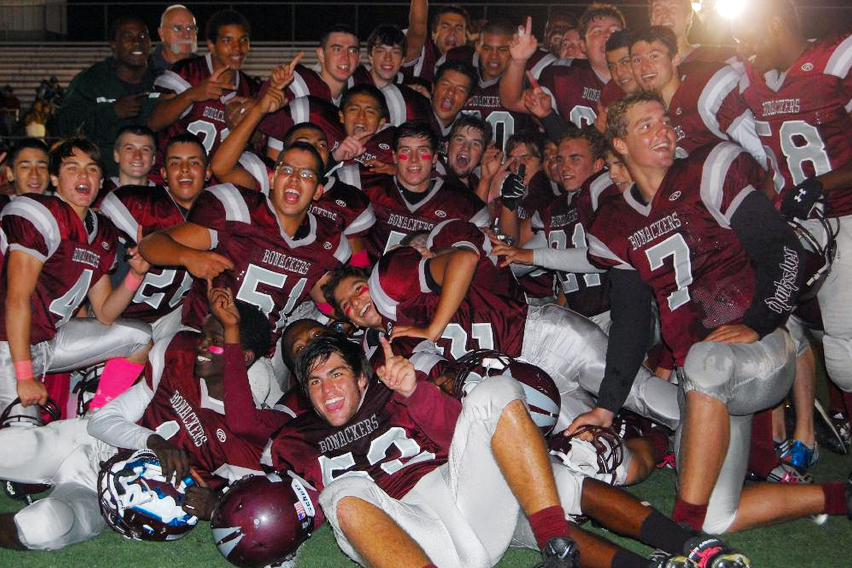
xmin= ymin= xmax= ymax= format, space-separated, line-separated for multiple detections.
xmin=258 ymin=95 xmax=346 ymax=158
xmin=740 ymin=34 xmax=852 ymax=217
xmin=669 ymin=62 xmax=753 ymax=157
xmin=312 ymin=176 xmax=376 ymax=238
xmin=0 ymin=194 xmax=11 ymax=267
xmin=362 ymin=175 xmax=490 ymax=261
xmin=462 ymin=77 xmax=533 ymax=152
xmin=588 ymin=143 xmax=770 ymax=364
xmin=533 ymin=170 xmax=614 ymax=317
xmin=351 ymin=67 xmax=433 ymax=126
xmin=370 ymin=220 xmax=529 ymax=360
xmin=99 ymin=185 xmax=194 ymax=323
xmin=286 ymin=64 xmax=354 ymax=105
xmin=141 ymin=332 xmax=267 ymax=484
xmin=0 ymin=195 xmax=118 ymax=343
xmin=679 ymin=44 xmax=738 ymax=77
xmin=182 ymin=183 xmax=350 ymax=340
xmin=599 ymin=81 xmax=625 ymax=109
xmin=271 ymin=376 xmax=458 ymax=499
xmin=515 ymin=171 xmax=561 ymax=300
xmin=538 ymin=59 xmax=607 ymax=128
xmin=402 ymin=36 xmax=442 ymax=84
xmin=153 ymin=54 xmax=260 ymax=181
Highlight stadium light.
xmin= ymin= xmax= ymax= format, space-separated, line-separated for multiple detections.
xmin=691 ymin=2 xmax=703 ymax=13
xmin=715 ymin=0 xmax=745 ymax=19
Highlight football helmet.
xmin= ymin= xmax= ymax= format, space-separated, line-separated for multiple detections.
xmin=98 ymin=449 xmax=198 ymax=541
xmin=211 ymin=472 xmax=318 ymax=568
xmin=788 ymin=213 xmax=837 ymax=303
xmin=1 ymin=396 xmax=62 ymax=503
xmin=549 ymin=425 xmax=626 ymax=485
xmin=452 ymin=349 xmax=561 ymax=436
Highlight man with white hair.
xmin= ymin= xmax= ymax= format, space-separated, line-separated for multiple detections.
xmin=151 ymin=5 xmax=198 ymax=76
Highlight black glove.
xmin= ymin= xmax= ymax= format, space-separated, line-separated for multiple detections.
xmin=780 ymin=177 xmax=823 ymax=220
xmin=500 ymin=164 xmax=526 ymax=211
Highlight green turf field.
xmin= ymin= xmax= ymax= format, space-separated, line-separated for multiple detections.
xmin=0 ymin=446 xmax=849 ymax=568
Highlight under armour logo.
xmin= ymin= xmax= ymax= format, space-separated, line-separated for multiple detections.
xmin=794 ymin=188 xmax=806 ymax=203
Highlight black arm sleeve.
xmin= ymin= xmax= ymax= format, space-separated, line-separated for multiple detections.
xmin=541 ymin=111 xmax=572 ymax=144
xmin=730 ymin=191 xmax=805 ymax=338
xmin=597 ymin=268 xmax=654 ymax=414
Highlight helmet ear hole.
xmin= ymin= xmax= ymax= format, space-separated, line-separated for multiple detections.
xmin=98 ymin=449 xmax=198 ymax=541
xmin=788 ymin=215 xmax=836 ymax=304
xmin=211 ymin=472 xmax=319 ymax=568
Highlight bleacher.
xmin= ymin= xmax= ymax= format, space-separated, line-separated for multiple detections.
xmin=0 ymin=41 xmax=321 ymax=113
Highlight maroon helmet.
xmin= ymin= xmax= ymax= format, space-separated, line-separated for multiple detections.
xmin=211 ymin=472 xmax=319 ymax=568
xmin=1 ymin=396 xmax=62 ymax=502
xmin=549 ymin=425 xmax=625 ymax=485
xmin=453 ymin=350 xmax=561 ymax=436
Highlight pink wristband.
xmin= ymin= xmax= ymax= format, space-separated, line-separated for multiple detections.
xmin=124 ymin=271 xmax=144 ymax=291
xmin=14 ymin=360 xmax=34 ymax=382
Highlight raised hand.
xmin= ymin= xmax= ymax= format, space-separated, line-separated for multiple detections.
xmin=376 ymin=335 xmax=417 ymax=397
xmin=270 ymin=51 xmax=304 ymax=90
xmin=332 ymin=130 xmax=371 ymax=162
xmin=509 ymin=16 xmax=539 ymax=62
xmin=190 ymin=65 xmax=235 ymax=103
xmin=126 ymin=224 xmax=151 ymax=277
xmin=207 ymin=285 xmax=240 ymax=328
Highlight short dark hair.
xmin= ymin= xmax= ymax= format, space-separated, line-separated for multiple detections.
xmin=631 ymin=25 xmax=678 ymax=56
xmin=235 ymin=301 xmax=272 ymax=363
xmin=320 ymin=24 xmax=358 ymax=49
xmin=557 ymin=125 xmax=608 ymax=163
xmin=605 ymin=29 xmax=634 ymax=53
xmin=393 ymin=120 xmax=439 ymax=154
xmin=367 ymin=24 xmax=407 ymax=55
xmin=164 ymin=132 xmax=207 ymax=165
xmin=277 ymin=141 xmax=325 ymax=177
xmin=321 ymin=264 xmax=371 ymax=318
xmin=114 ymin=125 xmax=156 ymax=152
xmin=108 ymin=16 xmax=148 ymax=43
xmin=433 ymin=60 xmax=477 ymax=98
xmin=294 ymin=332 xmax=373 ymax=392
xmin=281 ymin=318 xmax=327 ymax=372
xmin=431 ymin=5 xmax=471 ymax=33
xmin=49 ymin=137 xmax=103 ymax=177
xmin=205 ymin=9 xmax=250 ymax=43
xmin=578 ymin=4 xmax=625 ymax=38
xmin=8 ymin=138 xmax=49 ymax=166
xmin=449 ymin=114 xmax=492 ymax=145
xmin=605 ymin=90 xmax=666 ymax=142
xmin=478 ymin=18 xmax=515 ymax=38
xmin=506 ymin=130 xmax=545 ymax=162
xmin=340 ymin=84 xmax=389 ymax=122
xmin=546 ymin=8 xmax=578 ymax=32
xmin=282 ymin=123 xmax=328 ymax=147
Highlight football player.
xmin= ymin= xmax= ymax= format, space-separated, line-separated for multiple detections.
xmin=2 ymin=138 xmax=49 ymax=197
xmin=403 ymin=0 xmax=470 ymax=83
xmin=647 ymin=0 xmax=736 ymax=73
xmin=579 ymin=91 xmax=852 ymax=533
xmin=543 ymin=9 xmax=578 ymax=57
xmin=0 ymin=287 xmax=283 ymax=551
xmin=287 ymin=24 xmax=359 ymax=105
xmin=99 ymin=133 xmax=211 ymax=342
xmin=596 ymin=30 xmax=639 ymax=133
xmin=500 ymin=7 xmax=626 ymax=129
xmin=429 ymin=60 xmax=478 ymax=148
xmin=629 ymin=26 xmax=765 ymax=161
xmin=352 ymin=24 xmax=433 ymax=126
xmin=444 ymin=114 xmax=490 ymax=194
xmin=359 ymin=120 xmax=490 ymax=262
xmin=0 ymin=138 xmax=152 ymax=415
xmin=148 ymin=9 xmax=259 ymax=179
xmin=733 ymin=0 xmax=852 ymax=465
xmin=110 ymin=125 xmax=156 ymax=188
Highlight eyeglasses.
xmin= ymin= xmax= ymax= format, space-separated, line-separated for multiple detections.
xmin=276 ymin=163 xmax=318 ymax=181
xmin=169 ymin=25 xmax=198 ymax=34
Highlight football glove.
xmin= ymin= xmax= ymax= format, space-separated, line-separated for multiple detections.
xmin=780 ymin=177 xmax=823 ymax=220
xmin=500 ymin=164 xmax=527 ymax=211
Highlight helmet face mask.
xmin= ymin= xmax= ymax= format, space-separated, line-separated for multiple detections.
xmin=98 ymin=449 xmax=198 ymax=541
xmin=789 ymin=215 xmax=837 ymax=303
xmin=0 ymin=397 xmax=62 ymax=502
xmin=211 ymin=472 xmax=318 ymax=568
xmin=549 ymin=425 xmax=626 ymax=485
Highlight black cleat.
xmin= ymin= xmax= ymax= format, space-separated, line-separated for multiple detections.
xmin=683 ymin=535 xmax=751 ymax=568
xmin=536 ymin=536 xmax=580 ymax=568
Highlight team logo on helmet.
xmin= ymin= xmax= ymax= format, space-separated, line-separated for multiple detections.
xmin=549 ymin=425 xmax=627 ymax=486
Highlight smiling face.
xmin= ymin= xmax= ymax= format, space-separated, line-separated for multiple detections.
xmin=195 ymin=315 xmax=227 ymax=378
xmin=394 ymin=135 xmax=436 ymax=190
xmin=615 ymin=100 xmax=677 ymax=170
xmin=448 ymin=126 xmax=486 ymax=179
xmin=270 ymin=147 xmax=324 ymax=219
xmin=630 ymin=39 xmax=678 ymax=92
xmin=340 ymin=93 xmax=386 ymax=137
xmin=114 ymin=133 xmax=155 ymax=183
xmin=556 ymin=137 xmax=602 ymax=192
xmin=319 ymin=32 xmax=360 ymax=83
xmin=369 ymin=43 xmax=404 ymax=84
xmin=112 ymin=20 xmax=151 ymax=69
xmin=649 ymin=0 xmax=692 ymax=42
xmin=543 ymin=140 xmax=561 ymax=183
xmin=606 ymin=46 xmax=638 ymax=94
xmin=163 ymin=141 xmax=209 ymax=209
xmin=7 ymin=147 xmax=49 ymax=195
xmin=306 ymin=352 xmax=368 ymax=427
xmin=208 ymin=24 xmax=250 ymax=70
xmin=51 ymin=148 xmax=102 ymax=216
xmin=159 ymin=6 xmax=197 ymax=59
xmin=332 ymin=275 xmax=382 ymax=329
xmin=432 ymin=12 xmax=467 ymax=54
xmin=431 ymin=70 xmax=472 ymax=126
xmin=476 ymin=32 xmax=512 ymax=81
xmin=583 ymin=16 xmax=623 ymax=68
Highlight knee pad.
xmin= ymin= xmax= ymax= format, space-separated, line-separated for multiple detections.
xmin=319 ymin=476 xmax=385 ymax=529
xmin=680 ymin=342 xmax=736 ymax=403
xmin=15 ymin=498 xmax=75 ymax=550
xmin=821 ymin=335 xmax=852 ymax=391
xmin=462 ymin=375 xmax=525 ymax=423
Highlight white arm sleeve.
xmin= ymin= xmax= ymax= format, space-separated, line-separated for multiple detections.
xmin=508 ymin=231 xmax=548 ymax=278
xmin=87 ymin=381 xmax=157 ymax=450
xmin=533 ymin=246 xmax=605 ymax=274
